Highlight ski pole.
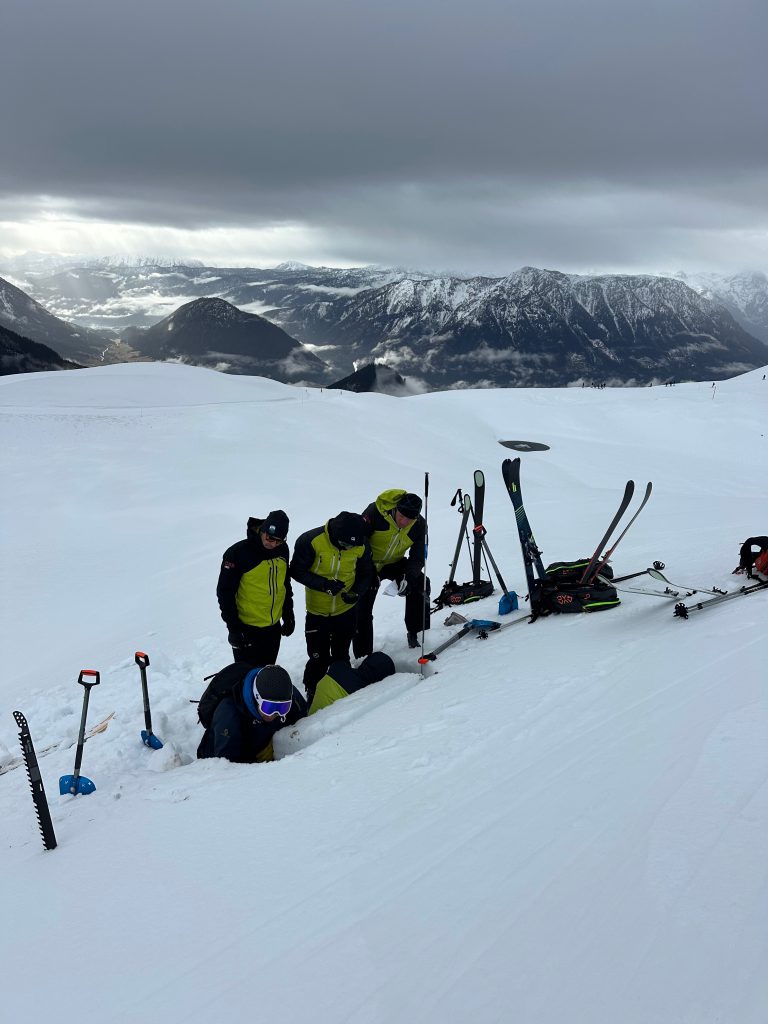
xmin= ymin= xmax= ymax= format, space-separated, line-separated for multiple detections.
xmin=135 ymin=651 xmax=163 ymax=749
xmin=59 ymin=670 xmax=100 ymax=796
xmin=447 ymin=489 xmax=472 ymax=585
xmin=420 ymin=471 xmax=429 ymax=674
xmin=611 ymin=560 xmax=665 ymax=584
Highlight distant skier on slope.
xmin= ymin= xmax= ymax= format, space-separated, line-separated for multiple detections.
xmin=196 ymin=663 xmax=306 ymax=763
xmin=352 ymin=490 xmax=430 ymax=656
xmin=216 ymin=511 xmax=295 ymax=666
xmin=290 ymin=511 xmax=374 ymax=704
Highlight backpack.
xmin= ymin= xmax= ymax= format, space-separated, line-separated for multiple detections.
xmin=433 ymin=579 xmax=495 ymax=610
xmin=197 ymin=664 xmax=244 ymax=728
xmin=533 ymin=559 xmax=620 ymax=616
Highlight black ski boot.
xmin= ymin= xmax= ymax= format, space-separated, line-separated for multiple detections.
xmin=407 ymin=631 xmax=419 ymax=649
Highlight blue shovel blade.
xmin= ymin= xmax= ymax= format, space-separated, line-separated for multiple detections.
xmin=498 ymin=591 xmax=519 ymax=615
xmin=59 ymin=774 xmax=96 ymax=796
xmin=141 ymin=730 xmax=164 ymax=750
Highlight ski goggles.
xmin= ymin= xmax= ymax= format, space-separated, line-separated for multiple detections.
xmin=256 ymin=695 xmax=292 ymax=718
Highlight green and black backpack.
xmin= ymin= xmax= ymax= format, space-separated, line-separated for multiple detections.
xmin=532 ymin=559 xmax=620 ymax=615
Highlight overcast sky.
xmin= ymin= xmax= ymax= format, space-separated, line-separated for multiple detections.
xmin=1 ymin=0 xmax=766 ymax=275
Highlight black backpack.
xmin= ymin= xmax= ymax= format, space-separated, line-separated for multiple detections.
xmin=533 ymin=559 xmax=620 ymax=615
xmin=433 ymin=578 xmax=495 ymax=610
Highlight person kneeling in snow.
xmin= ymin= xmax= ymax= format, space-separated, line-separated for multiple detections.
xmin=197 ymin=664 xmax=307 ymax=763
xmin=309 ymin=652 xmax=396 ymax=715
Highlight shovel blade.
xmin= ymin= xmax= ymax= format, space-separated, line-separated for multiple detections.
xmin=141 ymin=730 xmax=164 ymax=750
xmin=443 ymin=611 xmax=469 ymax=626
xmin=498 ymin=592 xmax=519 ymax=615
xmin=59 ymin=774 xmax=96 ymax=796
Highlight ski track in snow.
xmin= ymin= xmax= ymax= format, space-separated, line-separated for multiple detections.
xmin=1 ymin=361 xmax=767 ymax=1024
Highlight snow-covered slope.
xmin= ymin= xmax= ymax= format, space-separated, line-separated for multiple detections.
xmin=0 ymin=362 xmax=766 ymax=1023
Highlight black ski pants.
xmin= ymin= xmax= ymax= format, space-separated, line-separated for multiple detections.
xmin=353 ymin=560 xmax=430 ymax=659
xmin=230 ymin=623 xmax=282 ymax=667
xmin=303 ymin=607 xmax=357 ymax=704
xmin=196 ymin=697 xmax=269 ymax=763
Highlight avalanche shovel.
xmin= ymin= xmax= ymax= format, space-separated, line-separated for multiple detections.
xmin=59 ymin=670 xmax=100 ymax=796
xmin=135 ymin=651 xmax=163 ymax=749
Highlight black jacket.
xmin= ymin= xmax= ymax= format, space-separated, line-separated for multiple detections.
xmin=198 ymin=662 xmax=306 ymax=732
xmin=216 ymin=518 xmax=294 ymax=631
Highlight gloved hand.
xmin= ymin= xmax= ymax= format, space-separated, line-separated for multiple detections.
xmin=324 ymin=579 xmax=345 ymax=596
xmin=227 ymin=629 xmax=247 ymax=648
xmin=281 ymin=615 xmax=295 ymax=637
xmin=340 ymin=590 xmax=358 ymax=605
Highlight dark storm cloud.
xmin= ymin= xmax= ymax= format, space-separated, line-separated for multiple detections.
xmin=1 ymin=0 xmax=766 ymax=272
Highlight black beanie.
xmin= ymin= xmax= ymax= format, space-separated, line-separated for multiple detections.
xmin=261 ymin=509 xmax=289 ymax=540
xmin=328 ymin=511 xmax=367 ymax=548
xmin=396 ymin=493 xmax=422 ymax=519
xmin=253 ymin=665 xmax=293 ymax=702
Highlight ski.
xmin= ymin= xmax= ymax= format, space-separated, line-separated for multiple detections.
xmin=12 ymin=712 xmax=57 ymax=851
xmin=674 ymin=579 xmax=768 ymax=619
xmin=0 ymin=711 xmax=115 ymax=777
xmin=418 ymin=612 xmax=529 ymax=663
xmin=501 ymin=458 xmax=546 ymax=602
xmin=578 ymin=480 xmax=636 ymax=584
xmin=586 ymin=482 xmax=652 ymax=584
xmin=648 ymin=568 xmax=724 ymax=597
xmin=472 ymin=469 xmax=485 ymax=582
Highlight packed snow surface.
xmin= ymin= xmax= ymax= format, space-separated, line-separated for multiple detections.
xmin=1 ymin=362 xmax=766 ymax=1023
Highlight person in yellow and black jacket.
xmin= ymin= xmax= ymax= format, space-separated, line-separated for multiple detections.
xmin=289 ymin=511 xmax=374 ymax=703
xmin=216 ymin=511 xmax=294 ymax=667
xmin=308 ymin=652 xmax=396 ymax=715
xmin=353 ymin=490 xmax=430 ymax=657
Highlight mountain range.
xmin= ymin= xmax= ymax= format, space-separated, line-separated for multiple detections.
xmin=0 ymin=322 xmax=81 ymax=375
xmin=1 ymin=257 xmax=766 ymax=388
xmin=0 ymin=274 xmax=110 ymax=364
